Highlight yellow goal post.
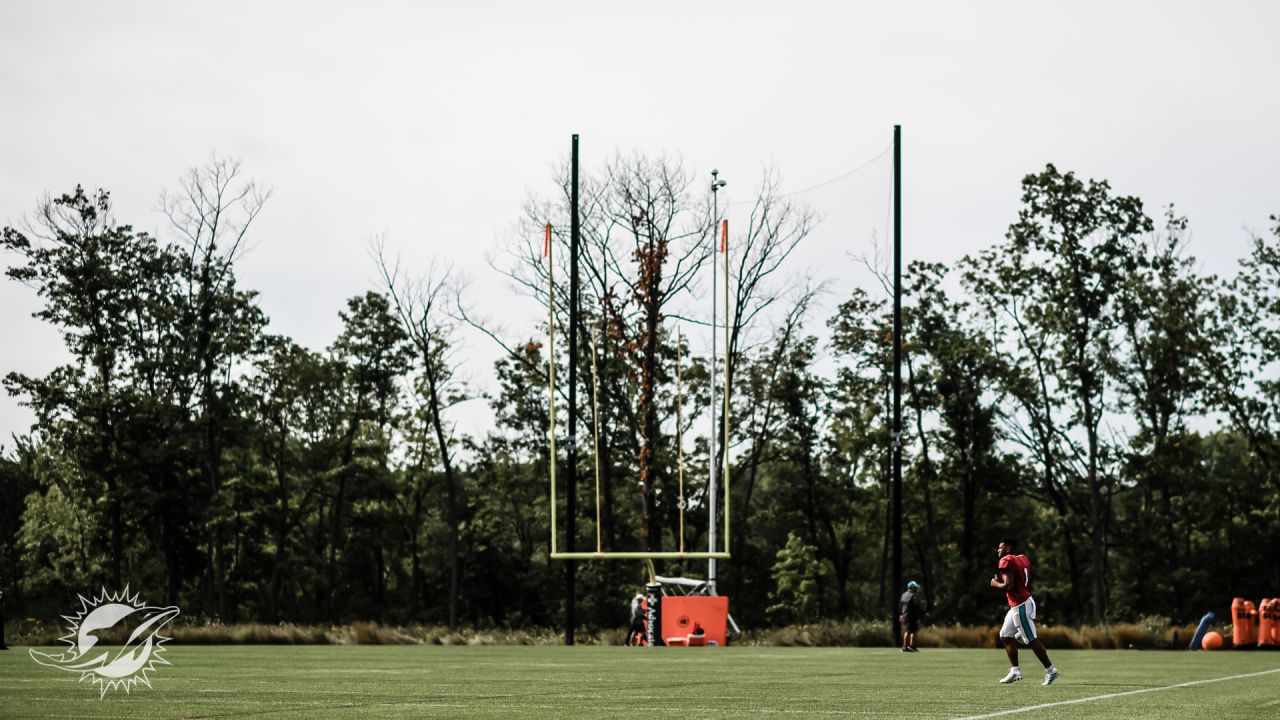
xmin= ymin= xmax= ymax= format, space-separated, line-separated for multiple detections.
xmin=545 ymin=221 xmax=732 ymax=561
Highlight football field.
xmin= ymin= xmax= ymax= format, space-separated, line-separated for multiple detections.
xmin=2 ymin=645 xmax=1277 ymax=719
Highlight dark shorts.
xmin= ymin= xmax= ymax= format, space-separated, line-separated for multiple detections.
xmin=904 ymin=619 xmax=919 ymax=634
xmin=628 ymin=619 xmax=645 ymax=634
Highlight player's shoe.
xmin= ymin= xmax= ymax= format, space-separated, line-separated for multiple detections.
xmin=1042 ymin=666 xmax=1060 ymax=685
xmin=999 ymin=669 xmax=1022 ymax=684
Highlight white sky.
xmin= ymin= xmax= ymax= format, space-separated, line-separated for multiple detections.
xmin=2 ymin=1 xmax=1278 ymax=444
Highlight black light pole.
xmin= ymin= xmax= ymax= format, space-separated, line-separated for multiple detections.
xmin=891 ymin=125 xmax=903 ymax=646
xmin=566 ymin=134 xmax=580 ymax=645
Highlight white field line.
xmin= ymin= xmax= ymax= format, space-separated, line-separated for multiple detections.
xmin=953 ymin=666 xmax=1280 ymax=720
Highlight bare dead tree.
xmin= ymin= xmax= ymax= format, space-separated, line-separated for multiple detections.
xmin=735 ymin=282 xmax=821 ymax=553
xmin=598 ymin=155 xmax=715 ymax=551
xmin=714 ymin=167 xmax=818 ymax=503
xmin=484 ymin=154 xmax=716 ymax=553
xmin=160 ymin=156 xmax=270 ymax=303
xmin=159 ymin=156 xmax=269 ymax=621
xmin=374 ymin=240 xmax=469 ymax=628
xmin=486 ymin=154 xmax=817 ymax=560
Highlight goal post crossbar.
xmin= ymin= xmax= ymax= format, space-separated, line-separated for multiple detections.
xmin=551 ymin=551 xmax=730 ymax=560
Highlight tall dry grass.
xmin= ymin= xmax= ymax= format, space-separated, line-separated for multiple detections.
xmin=765 ymin=619 xmax=891 ymax=647
xmin=760 ymin=620 xmax=1205 ymax=649
xmin=5 ymin=618 xmax=609 ymax=646
xmin=917 ymin=624 xmax=1002 ymax=649
xmin=2 ymin=617 xmax=1211 ymax=648
xmin=917 ymin=622 xmax=1204 ymax=649
xmin=177 ymin=622 xmax=331 ymax=645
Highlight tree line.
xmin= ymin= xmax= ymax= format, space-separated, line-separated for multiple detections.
xmin=1 ymin=156 xmax=1277 ymax=631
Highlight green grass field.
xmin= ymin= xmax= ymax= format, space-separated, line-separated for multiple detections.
xmin=2 ymin=645 xmax=1277 ymax=719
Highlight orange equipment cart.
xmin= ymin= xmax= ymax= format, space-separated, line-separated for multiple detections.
xmin=660 ymin=595 xmax=730 ymax=647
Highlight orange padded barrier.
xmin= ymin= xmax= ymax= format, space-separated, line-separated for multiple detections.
xmin=661 ymin=595 xmax=729 ymax=647
xmin=1232 ymin=597 xmax=1254 ymax=647
xmin=1259 ymin=598 xmax=1278 ymax=648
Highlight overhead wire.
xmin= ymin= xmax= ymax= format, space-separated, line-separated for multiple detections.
xmin=725 ymin=143 xmax=892 ymax=206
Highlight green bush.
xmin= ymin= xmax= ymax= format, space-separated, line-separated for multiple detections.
xmin=766 ymin=533 xmax=824 ymax=626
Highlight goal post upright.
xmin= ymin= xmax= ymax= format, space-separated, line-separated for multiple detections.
xmin=722 ymin=217 xmax=731 ymax=561
xmin=546 ymin=221 xmax=556 ymax=558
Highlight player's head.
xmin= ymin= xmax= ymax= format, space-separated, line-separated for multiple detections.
xmin=906 ymin=580 xmax=920 ymax=591
xmin=997 ymin=538 xmax=1016 ymax=557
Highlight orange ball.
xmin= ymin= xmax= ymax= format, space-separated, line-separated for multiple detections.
xmin=1202 ymin=631 xmax=1224 ymax=650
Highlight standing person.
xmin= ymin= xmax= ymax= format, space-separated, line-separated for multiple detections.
xmin=991 ymin=538 xmax=1060 ymax=685
xmin=899 ymin=581 xmax=922 ymax=652
xmin=626 ymin=592 xmax=646 ymax=646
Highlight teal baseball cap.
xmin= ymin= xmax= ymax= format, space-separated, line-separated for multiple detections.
xmin=907 ymin=581 xmax=921 ymax=590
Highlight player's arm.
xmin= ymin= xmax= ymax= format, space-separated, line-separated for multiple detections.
xmin=990 ymin=569 xmax=1010 ymax=589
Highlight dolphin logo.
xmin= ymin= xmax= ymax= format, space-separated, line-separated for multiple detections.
xmin=29 ymin=587 xmax=179 ymax=697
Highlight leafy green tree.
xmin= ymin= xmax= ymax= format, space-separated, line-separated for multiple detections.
xmin=5 ymin=160 xmax=1279 ymax=632
xmin=828 ymin=287 xmax=895 ymax=611
xmin=1197 ymin=216 xmax=1280 ymax=600
xmin=377 ymin=254 xmax=471 ymax=628
xmin=1109 ymin=210 xmax=1215 ymax=618
xmin=464 ymin=342 xmax=557 ymax=625
xmin=900 ymin=262 xmax=1015 ymax=621
xmin=248 ymin=336 xmax=340 ymax=620
xmin=325 ymin=292 xmax=412 ymax=621
xmin=15 ymin=442 xmax=102 ymax=601
xmin=1206 ymin=216 xmax=1280 ymax=488
xmin=730 ymin=294 xmax=817 ymax=619
xmin=0 ymin=439 xmax=39 ymax=611
xmin=3 ymin=187 xmax=158 ymax=591
xmin=965 ymin=165 xmax=1153 ymax=622
xmin=767 ymin=532 xmax=823 ymax=624
xmin=159 ymin=159 xmax=269 ymax=620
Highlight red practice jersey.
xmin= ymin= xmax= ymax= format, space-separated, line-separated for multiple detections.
xmin=997 ymin=554 xmax=1033 ymax=607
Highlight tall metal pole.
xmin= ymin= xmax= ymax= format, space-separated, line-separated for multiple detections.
xmin=566 ymin=134 xmax=580 ymax=645
xmin=709 ymin=170 xmax=725 ymax=594
xmin=891 ymin=125 xmax=903 ymax=646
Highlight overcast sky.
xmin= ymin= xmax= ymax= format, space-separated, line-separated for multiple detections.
xmin=2 ymin=1 xmax=1278 ymax=444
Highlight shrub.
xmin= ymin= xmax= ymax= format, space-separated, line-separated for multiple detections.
xmin=347 ymin=622 xmax=417 ymax=645
xmin=918 ymin=625 xmax=1001 ymax=649
xmin=766 ymin=533 xmax=824 ymax=626
xmin=767 ymin=619 xmax=890 ymax=647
